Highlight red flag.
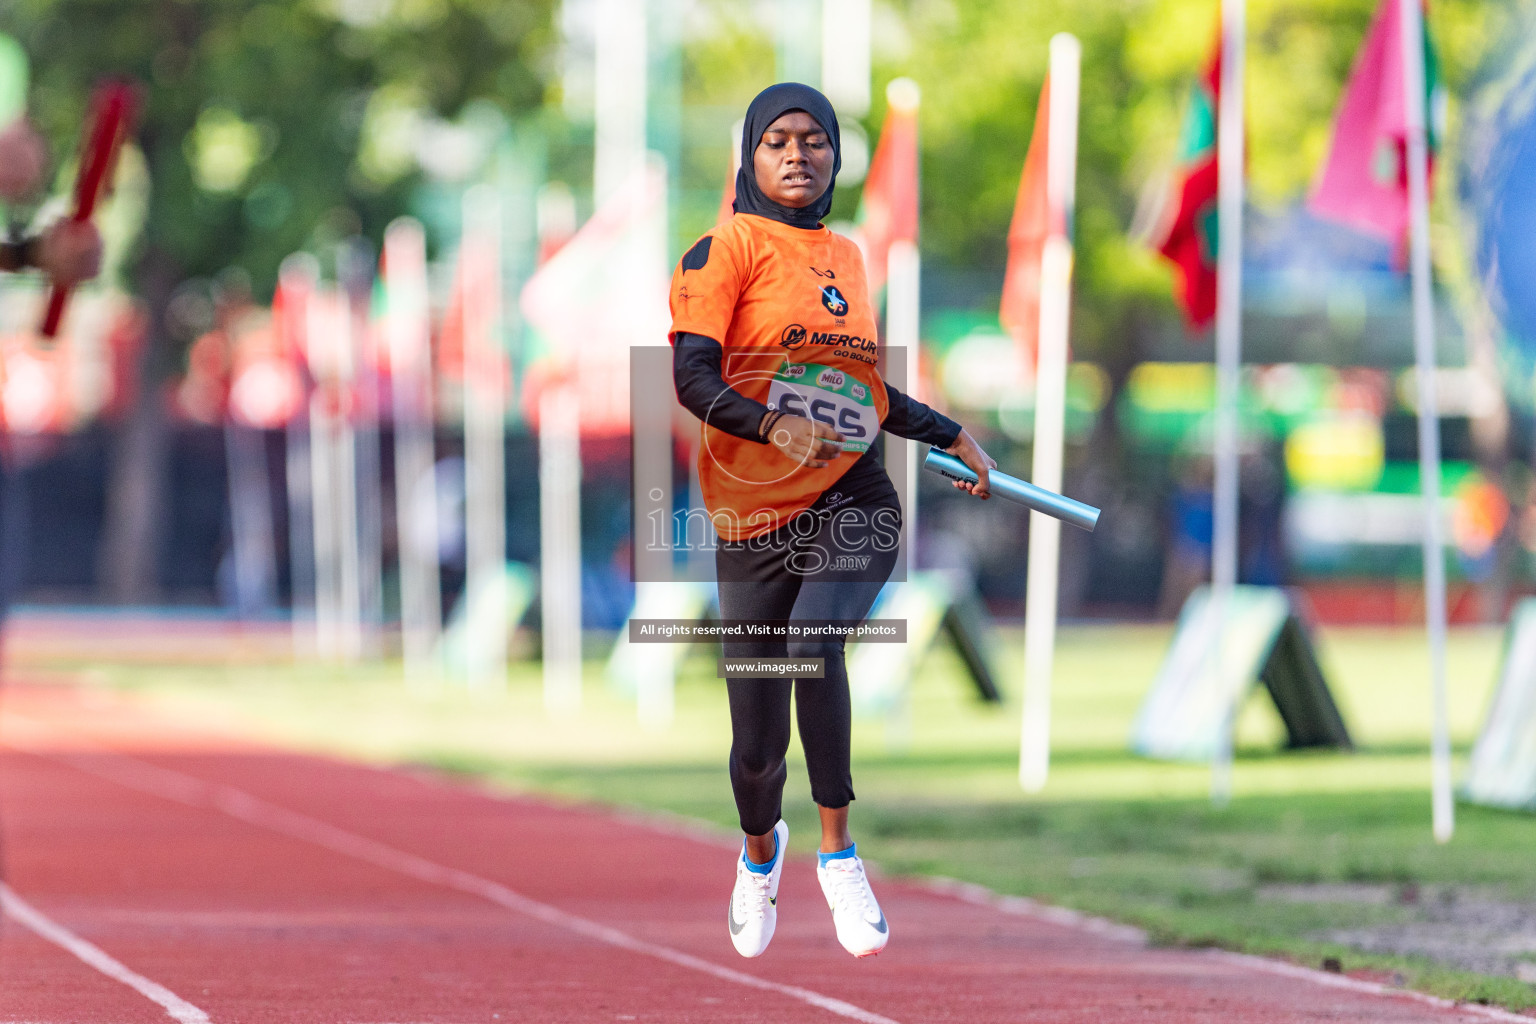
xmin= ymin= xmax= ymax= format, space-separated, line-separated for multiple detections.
xmin=457 ymin=225 xmax=509 ymax=399
xmin=1309 ymin=0 xmax=1440 ymax=249
xmin=717 ymin=138 xmax=739 ymax=226
xmin=227 ymin=314 xmax=303 ymax=430
xmin=438 ymin=233 xmax=499 ymax=384
xmin=857 ymin=83 xmax=920 ymax=295
xmin=519 ymin=161 xmax=669 ymax=436
xmin=438 ymin=265 xmax=467 ymax=382
xmin=1156 ymin=39 xmax=1221 ymax=330
xmin=1000 ymin=77 xmax=1053 ymax=372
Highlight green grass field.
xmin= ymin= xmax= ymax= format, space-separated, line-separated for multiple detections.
xmin=34 ymin=622 xmax=1536 ymax=1011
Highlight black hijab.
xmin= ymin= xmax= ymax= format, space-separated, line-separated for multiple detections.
xmin=733 ymin=82 xmax=841 ymax=230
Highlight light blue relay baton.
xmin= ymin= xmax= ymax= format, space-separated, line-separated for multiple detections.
xmin=923 ymin=448 xmax=1101 ymax=532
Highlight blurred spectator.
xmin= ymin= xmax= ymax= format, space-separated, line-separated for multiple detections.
xmin=1239 ymin=441 xmax=1287 ymax=587
xmin=0 ymin=117 xmax=102 ymax=287
xmin=1158 ymin=454 xmax=1214 ymax=618
xmin=0 ymin=111 xmax=106 ymax=616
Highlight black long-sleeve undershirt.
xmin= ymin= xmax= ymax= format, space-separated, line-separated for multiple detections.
xmin=672 ymin=332 xmax=772 ymax=442
xmin=671 ymin=332 xmax=962 ymax=449
xmin=880 ymin=378 xmax=963 ymax=449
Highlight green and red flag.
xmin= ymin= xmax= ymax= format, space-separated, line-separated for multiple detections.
xmin=1156 ymin=38 xmax=1221 ymax=331
xmin=1309 ymin=0 xmax=1441 ymax=250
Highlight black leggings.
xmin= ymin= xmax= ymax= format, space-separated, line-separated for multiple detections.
xmin=715 ymin=501 xmax=901 ymax=836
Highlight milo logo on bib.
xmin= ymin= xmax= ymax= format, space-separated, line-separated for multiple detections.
xmin=766 ymin=361 xmax=880 ymax=453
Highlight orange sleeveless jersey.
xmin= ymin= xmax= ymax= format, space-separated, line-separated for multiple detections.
xmin=669 ymin=213 xmax=890 ymax=542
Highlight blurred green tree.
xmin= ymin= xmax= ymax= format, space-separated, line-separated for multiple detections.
xmin=6 ymin=0 xmax=555 ymax=294
xmin=873 ymin=0 xmax=1512 ymax=362
xmin=0 ymin=0 xmax=556 ymax=601
xmin=667 ymin=0 xmax=1513 ymax=363
xmin=0 ymin=0 xmax=1518 ymax=603
xmin=664 ymin=0 xmax=1514 ymax=618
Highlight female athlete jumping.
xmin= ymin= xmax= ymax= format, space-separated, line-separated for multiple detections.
xmin=669 ymin=82 xmax=994 ymax=959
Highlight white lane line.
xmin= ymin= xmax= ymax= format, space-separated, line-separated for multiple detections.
xmin=1204 ymin=950 xmax=1536 ymax=1023
xmin=920 ymin=877 xmax=1528 ymax=1023
xmin=30 ymin=747 xmax=900 ymax=1024
xmin=0 ymin=882 xmax=211 ymax=1024
xmin=920 ymin=875 xmax=1148 ymax=944
xmin=405 ymin=771 xmax=1536 ymax=1024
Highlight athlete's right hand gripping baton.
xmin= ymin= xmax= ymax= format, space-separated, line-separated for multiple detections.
xmin=923 ymin=448 xmax=1100 ymax=532
xmin=39 ymin=81 xmax=136 ymax=339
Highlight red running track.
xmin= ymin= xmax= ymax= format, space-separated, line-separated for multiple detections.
xmin=0 ymin=682 xmax=1528 ymax=1024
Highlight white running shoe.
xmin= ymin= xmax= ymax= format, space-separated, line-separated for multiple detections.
xmin=817 ymin=849 xmax=889 ymax=957
xmin=728 ymin=819 xmax=788 ymax=958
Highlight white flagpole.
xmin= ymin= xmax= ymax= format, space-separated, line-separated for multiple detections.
xmin=280 ymin=255 xmax=319 ymax=658
xmin=1210 ymin=0 xmax=1246 ymax=807
xmin=821 ymin=0 xmax=870 ymax=117
xmin=541 ymin=384 xmax=583 ymax=715
xmin=889 ymin=239 xmax=920 ymax=562
xmin=1019 ymin=33 xmax=1080 ymax=794
xmin=340 ymin=239 xmax=385 ymax=660
xmin=593 ymin=0 xmax=647 ymax=204
xmin=1399 ymin=0 xmax=1453 ymax=843
xmin=308 ymin=299 xmax=341 ymax=659
xmin=884 ymin=78 xmax=921 ymax=568
xmin=463 ymin=185 xmax=508 ymax=689
xmin=384 ymin=219 xmax=442 ymax=682
xmin=336 ymin=293 xmax=363 ymax=661
xmin=776 ymin=0 xmax=820 ymax=86
xmin=312 ymin=286 xmax=363 ymax=662
xmin=633 ymin=155 xmax=674 ymax=731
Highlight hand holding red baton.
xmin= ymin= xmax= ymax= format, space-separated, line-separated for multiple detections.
xmin=39 ymin=80 xmax=138 ymax=340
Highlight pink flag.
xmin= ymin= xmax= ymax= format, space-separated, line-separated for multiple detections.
xmin=1309 ymin=0 xmax=1437 ymax=245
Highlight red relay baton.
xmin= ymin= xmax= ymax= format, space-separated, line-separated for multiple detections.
xmin=39 ymin=81 xmax=138 ymax=339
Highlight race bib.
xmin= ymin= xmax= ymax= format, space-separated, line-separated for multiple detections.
xmin=765 ymin=361 xmax=880 ymax=453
